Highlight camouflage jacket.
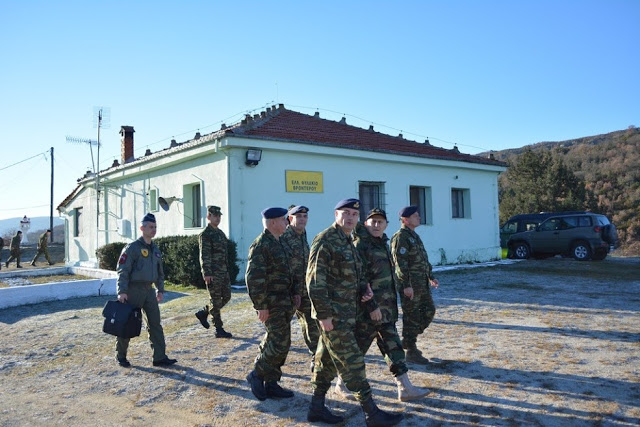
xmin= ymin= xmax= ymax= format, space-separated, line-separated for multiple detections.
xmin=38 ymin=232 xmax=48 ymax=249
xmin=10 ymin=233 xmax=21 ymax=251
xmin=199 ymin=225 xmax=230 ymax=285
xmin=390 ymin=225 xmax=434 ymax=291
xmin=354 ymin=224 xmax=398 ymax=323
xmin=116 ymin=237 xmax=165 ymax=294
xmin=245 ymin=229 xmax=296 ymax=312
xmin=307 ymin=223 xmax=377 ymax=326
xmin=280 ymin=225 xmax=309 ymax=297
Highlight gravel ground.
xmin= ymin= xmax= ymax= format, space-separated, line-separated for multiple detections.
xmin=0 ymin=257 xmax=639 ymax=426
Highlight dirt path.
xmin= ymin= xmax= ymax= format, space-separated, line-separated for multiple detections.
xmin=1 ymin=257 xmax=639 ymax=426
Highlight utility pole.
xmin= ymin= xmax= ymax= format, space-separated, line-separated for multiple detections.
xmin=50 ymin=147 xmax=54 ymax=243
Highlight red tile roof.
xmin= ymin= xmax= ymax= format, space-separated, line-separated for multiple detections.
xmin=229 ymin=105 xmax=505 ymax=167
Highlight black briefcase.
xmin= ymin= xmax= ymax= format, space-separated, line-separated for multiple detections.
xmin=102 ymin=300 xmax=142 ymax=338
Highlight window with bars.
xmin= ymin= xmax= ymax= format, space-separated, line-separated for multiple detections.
xmin=409 ymin=186 xmax=433 ymax=225
xmin=358 ymin=181 xmax=385 ymax=220
xmin=451 ymin=188 xmax=470 ymax=218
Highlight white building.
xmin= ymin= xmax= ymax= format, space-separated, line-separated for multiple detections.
xmin=57 ymin=104 xmax=506 ymax=273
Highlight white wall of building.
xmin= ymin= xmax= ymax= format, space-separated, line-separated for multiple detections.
xmin=60 ymin=135 xmax=504 ymax=276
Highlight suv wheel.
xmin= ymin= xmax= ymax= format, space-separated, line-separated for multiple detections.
xmin=513 ymin=242 xmax=531 ymax=259
xmin=571 ymin=241 xmax=591 ymax=261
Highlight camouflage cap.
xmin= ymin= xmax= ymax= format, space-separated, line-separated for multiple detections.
xmin=207 ymin=205 xmax=222 ymax=215
xmin=366 ymin=208 xmax=388 ymax=221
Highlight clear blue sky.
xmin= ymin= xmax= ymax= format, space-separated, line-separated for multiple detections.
xmin=1 ymin=0 xmax=638 ymax=221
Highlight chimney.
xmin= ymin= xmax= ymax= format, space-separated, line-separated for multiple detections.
xmin=120 ymin=126 xmax=135 ymax=164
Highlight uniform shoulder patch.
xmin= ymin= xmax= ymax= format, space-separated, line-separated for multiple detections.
xmin=118 ymin=253 xmax=128 ymax=264
xmin=399 ymin=247 xmax=407 ymax=255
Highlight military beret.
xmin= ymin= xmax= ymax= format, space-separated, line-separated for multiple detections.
xmin=334 ymin=198 xmax=360 ymax=210
xmin=398 ymin=205 xmax=419 ymax=218
xmin=207 ymin=205 xmax=222 ymax=215
xmin=261 ymin=207 xmax=288 ymax=219
xmin=288 ymin=205 xmax=309 ymax=216
xmin=141 ymin=213 xmax=156 ymax=223
xmin=366 ymin=208 xmax=388 ymax=221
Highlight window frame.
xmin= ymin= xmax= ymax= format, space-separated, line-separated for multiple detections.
xmin=358 ymin=181 xmax=386 ymax=220
xmin=409 ymin=185 xmax=433 ymax=225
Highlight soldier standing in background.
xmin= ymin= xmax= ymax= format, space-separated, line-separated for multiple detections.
xmin=280 ymin=205 xmax=320 ymax=370
xmin=306 ymin=198 xmax=403 ymax=426
xmin=196 ymin=205 xmax=232 ymax=338
xmin=30 ymin=229 xmax=53 ymax=266
xmin=5 ymin=231 xmax=23 ymax=269
xmin=115 ymin=213 xmax=177 ymax=368
xmin=391 ymin=205 xmax=440 ymax=365
xmin=245 ymin=207 xmax=300 ymax=401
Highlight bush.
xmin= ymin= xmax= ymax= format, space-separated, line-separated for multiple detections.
xmin=97 ymin=235 xmax=240 ymax=288
xmin=96 ymin=242 xmax=127 ymax=271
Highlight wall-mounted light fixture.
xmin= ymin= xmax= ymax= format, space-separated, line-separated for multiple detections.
xmin=246 ymin=148 xmax=262 ymax=166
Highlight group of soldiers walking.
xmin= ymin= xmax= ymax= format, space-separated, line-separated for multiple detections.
xmin=111 ymin=200 xmax=439 ymax=427
xmin=243 ymin=199 xmax=439 ymax=426
xmin=1 ymin=229 xmax=53 ymax=270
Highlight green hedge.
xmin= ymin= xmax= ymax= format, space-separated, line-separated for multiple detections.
xmin=96 ymin=236 xmax=239 ymax=289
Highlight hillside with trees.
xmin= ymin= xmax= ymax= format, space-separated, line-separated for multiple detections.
xmin=491 ymin=126 xmax=640 ymax=255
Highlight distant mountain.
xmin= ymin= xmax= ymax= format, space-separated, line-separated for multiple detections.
xmin=487 ymin=126 xmax=640 ymax=255
xmin=0 ymin=216 xmax=64 ymax=243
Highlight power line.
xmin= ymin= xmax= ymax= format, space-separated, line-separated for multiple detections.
xmin=0 ymin=150 xmax=49 ymax=172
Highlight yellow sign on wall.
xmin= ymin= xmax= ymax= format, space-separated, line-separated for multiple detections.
xmin=286 ymin=170 xmax=323 ymax=193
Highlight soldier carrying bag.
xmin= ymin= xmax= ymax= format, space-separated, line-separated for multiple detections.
xmin=102 ymin=300 xmax=142 ymax=338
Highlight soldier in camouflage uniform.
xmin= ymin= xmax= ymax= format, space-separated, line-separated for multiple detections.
xmin=333 ymin=208 xmax=429 ymax=402
xmin=280 ymin=205 xmax=320 ymax=369
xmin=306 ymin=198 xmax=403 ymax=426
xmin=245 ymin=207 xmax=300 ymax=401
xmin=195 ymin=205 xmax=232 ymax=338
xmin=5 ymin=231 xmax=23 ymax=268
xmin=30 ymin=229 xmax=53 ymax=266
xmin=115 ymin=213 xmax=177 ymax=368
xmin=390 ymin=205 xmax=440 ymax=365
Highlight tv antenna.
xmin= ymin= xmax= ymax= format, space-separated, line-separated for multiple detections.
xmin=65 ymin=135 xmax=100 ymax=173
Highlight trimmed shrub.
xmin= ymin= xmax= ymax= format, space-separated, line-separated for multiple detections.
xmin=96 ymin=235 xmax=240 ymax=288
xmin=96 ymin=242 xmax=127 ymax=271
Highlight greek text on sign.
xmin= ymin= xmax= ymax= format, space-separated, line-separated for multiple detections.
xmin=286 ymin=170 xmax=323 ymax=193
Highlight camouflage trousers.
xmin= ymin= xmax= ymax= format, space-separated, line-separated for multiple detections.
xmin=6 ymin=248 xmax=21 ymax=266
xmin=295 ymin=292 xmax=320 ymax=355
xmin=356 ymin=316 xmax=408 ymax=377
xmin=255 ymin=308 xmax=294 ymax=382
xmin=400 ymin=285 xmax=436 ymax=347
xmin=116 ymin=283 xmax=167 ymax=362
xmin=312 ymin=320 xmax=372 ymax=403
xmin=206 ymin=280 xmax=231 ymax=328
xmin=31 ymin=247 xmax=52 ymax=264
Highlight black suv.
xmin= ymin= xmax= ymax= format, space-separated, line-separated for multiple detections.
xmin=500 ymin=211 xmax=587 ymax=248
xmin=507 ymin=213 xmax=618 ymax=261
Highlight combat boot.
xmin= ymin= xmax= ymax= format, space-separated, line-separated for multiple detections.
xmin=215 ymin=327 xmax=232 ymax=338
xmin=265 ymin=381 xmax=294 ymax=398
xmin=307 ymin=393 xmax=344 ymax=424
xmin=405 ymin=344 xmax=430 ymax=365
xmin=361 ymin=397 xmax=403 ymax=427
xmin=194 ymin=307 xmax=210 ymax=329
xmin=246 ymin=370 xmax=266 ymax=401
xmin=333 ymin=376 xmax=356 ymax=401
xmin=30 ymin=261 xmax=36 ymax=266
xmin=16 ymin=264 xmax=22 ymax=268
xmin=395 ymin=373 xmax=430 ymax=401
